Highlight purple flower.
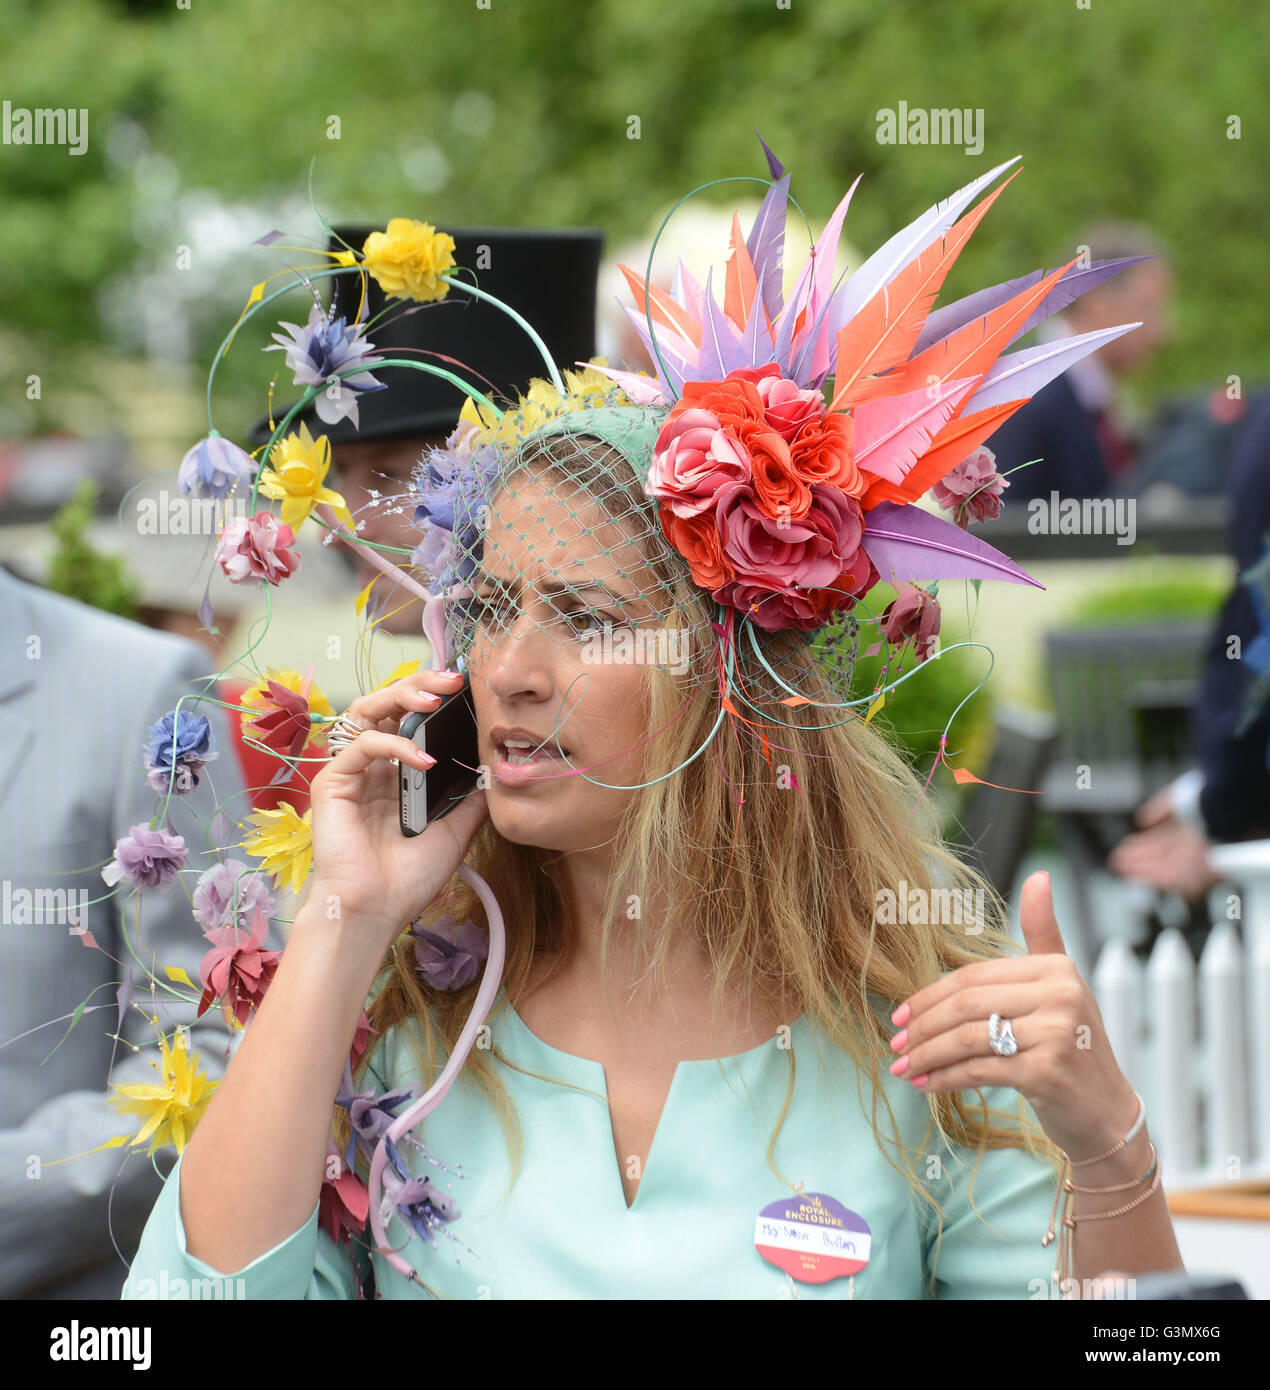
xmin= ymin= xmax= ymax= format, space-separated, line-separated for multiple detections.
xmin=102 ymin=824 xmax=188 ymax=891
xmin=192 ymin=859 xmax=276 ymax=932
xmin=410 ymin=522 xmax=453 ymax=594
xmin=334 ymin=1083 xmax=418 ymax=1173
xmin=409 ymin=421 xmax=500 ymax=586
xmin=265 ymin=303 xmax=386 ymax=429
xmin=387 ymin=1171 xmax=459 ymax=1245
xmin=178 ymin=433 xmax=255 ymax=500
xmin=143 ymin=710 xmax=217 ymax=795
xmin=409 ymin=914 xmax=488 ymax=991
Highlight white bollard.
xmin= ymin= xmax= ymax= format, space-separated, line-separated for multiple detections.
xmin=1198 ymin=920 xmax=1248 ymax=1177
xmin=1146 ymin=927 xmax=1199 ymax=1181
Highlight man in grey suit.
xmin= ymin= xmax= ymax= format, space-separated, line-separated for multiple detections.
xmin=0 ymin=564 xmax=253 ymax=1297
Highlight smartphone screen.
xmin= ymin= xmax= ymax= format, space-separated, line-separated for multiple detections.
xmin=398 ymin=684 xmax=481 ymax=836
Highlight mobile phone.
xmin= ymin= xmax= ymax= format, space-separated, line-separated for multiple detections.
xmin=398 ymin=680 xmax=481 ymax=836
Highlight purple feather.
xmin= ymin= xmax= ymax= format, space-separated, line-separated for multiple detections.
xmin=913 ymin=257 xmax=1152 ymax=357
xmin=963 ymin=322 xmax=1140 ymax=414
xmin=771 ymin=255 xmax=814 ymax=372
xmin=754 ymin=130 xmax=786 ymax=180
xmin=621 ymin=303 xmax=692 ymax=396
xmin=860 ymin=502 xmax=1044 ymax=589
xmin=739 ymin=280 xmax=772 ymax=367
xmin=745 ymin=171 xmax=791 ymax=328
xmin=696 ymin=268 xmax=753 ymax=378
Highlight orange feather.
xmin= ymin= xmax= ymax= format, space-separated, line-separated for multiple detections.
xmin=885 ymin=255 xmax=1079 ymax=398
xmin=861 ymin=399 xmax=1025 ymax=509
xmin=828 ymin=172 xmax=1018 ymax=412
xmin=723 ymin=212 xmax=759 ymax=332
xmin=618 ymin=264 xmax=702 ymax=349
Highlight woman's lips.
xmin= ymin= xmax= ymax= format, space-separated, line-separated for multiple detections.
xmin=491 ymin=744 xmax=570 ymax=785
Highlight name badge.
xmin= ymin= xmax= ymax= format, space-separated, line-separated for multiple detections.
xmin=754 ymin=1192 xmax=871 ymax=1283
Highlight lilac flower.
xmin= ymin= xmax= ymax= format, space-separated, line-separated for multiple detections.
xmin=266 ymin=304 xmax=386 ymax=429
xmin=102 ymin=824 xmax=188 ymax=891
xmin=410 ymin=522 xmax=453 ymax=594
xmin=334 ymin=1083 xmax=419 ymax=1173
xmin=410 ymin=420 xmax=502 ymax=586
xmin=408 ymin=914 xmax=489 ymax=991
xmin=191 ymin=859 xmax=276 ymax=933
xmin=143 ymin=710 xmax=218 ymax=795
xmin=178 ymin=434 xmax=255 ymax=500
xmin=387 ymin=1171 xmax=459 ymax=1246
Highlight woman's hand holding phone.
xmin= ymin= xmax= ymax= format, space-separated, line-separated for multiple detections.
xmin=305 ymin=669 xmax=489 ymax=961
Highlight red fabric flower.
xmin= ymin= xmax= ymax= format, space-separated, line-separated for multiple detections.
xmin=880 ymin=583 xmax=942 ymax=662
xmin=196 ymin=907 xmax=282 ymax=1027
xmin=243 ymin=680 xmax=315 ymax=761
xmin=319 ymin=1141 xmax=370 ymax=1247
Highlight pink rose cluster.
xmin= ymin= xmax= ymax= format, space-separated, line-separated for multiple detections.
xmin=646 ymin=364 xmax=877 ymax=632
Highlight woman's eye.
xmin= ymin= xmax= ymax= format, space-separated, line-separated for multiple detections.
xmin=563 ymin=607 xmax=617 ymax=636
xmin=472 ymin=594 xmax=514 ymax=623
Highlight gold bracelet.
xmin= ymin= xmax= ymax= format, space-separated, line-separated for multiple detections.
xmin=1065 ymin=1142 xmax=1158 ymax=1195
xmin=1053 ymin=1163 xmax=1162 ymax=1283
xmin=1042 ymin=1092 xmax=1152 ymax=1283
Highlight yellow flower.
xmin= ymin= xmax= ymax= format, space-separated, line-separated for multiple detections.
xmin=257 ymin=423 xmax=353 ymax=532
xmin=111 ymin=1032 xmax=217 ymax=1156
xmin=362 ymin=218 xmax=456 ymax=303
xmin=457 ymin=359 xmax=632 ymax=451
xmin=241 ymin=802 xmax=313 ymax=895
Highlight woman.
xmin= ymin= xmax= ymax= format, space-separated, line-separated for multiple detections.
xmin=122 ymin=408 xmax=1183 ymax=1299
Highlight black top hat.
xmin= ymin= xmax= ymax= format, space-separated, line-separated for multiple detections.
xmin=248 ymin=224 xmax=603 ymax=447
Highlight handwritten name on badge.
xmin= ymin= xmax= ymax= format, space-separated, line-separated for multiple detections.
xmin=754 ymin=1193 xmax=871 ymax=1284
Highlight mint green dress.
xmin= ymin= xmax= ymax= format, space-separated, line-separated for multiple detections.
xmin=121 ymin=993 xmax=1062 ymax=1299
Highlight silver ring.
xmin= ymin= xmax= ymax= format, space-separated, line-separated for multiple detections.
xmin=326 ymin=713 xmax=368 ymax=757
xmin=988 ymin=1013 xmax=1018 ymax=1057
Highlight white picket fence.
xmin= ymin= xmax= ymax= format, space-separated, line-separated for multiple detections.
xmin=1091 ymin=841 xmax=1270 ymax=1189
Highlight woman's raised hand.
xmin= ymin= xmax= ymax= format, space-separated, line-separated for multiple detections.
xmin=304 ymin=669 xmax=488 ymax=956
xmin=887 ymin=871 xmax=1139 ymax=1160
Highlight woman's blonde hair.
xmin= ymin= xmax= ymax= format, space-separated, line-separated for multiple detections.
xmin=340 ymin=429 xmax=1060 ymax=1292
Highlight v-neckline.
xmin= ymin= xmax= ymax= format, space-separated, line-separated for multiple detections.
xmin=496 ymin=995 xmax=803 ymax=1215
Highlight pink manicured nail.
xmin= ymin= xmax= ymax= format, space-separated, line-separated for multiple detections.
xmin=891 ymin=1003 xmax=910 ymax=1027
xmin=890 ymin=1029 xmax=908 ymax=1052
xmin=889 ymin=1055 xmax=910 ymax=1077
xmin=911 ymin=1073 xmax=929 ymax=1087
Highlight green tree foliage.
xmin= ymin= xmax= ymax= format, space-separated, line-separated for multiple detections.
xmin=1 ymin=0 xmax=1265 ymax=439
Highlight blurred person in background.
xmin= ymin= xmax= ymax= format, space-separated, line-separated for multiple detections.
xmin=1110 ymin=387 xmax=1270 ymax=907
xmin=0 ymin=559 xmax=252 ymax=1298
xmin=249 ymin=225 xmax=604 ymax=637
xmin=992 ymin=222 xmax=1174 ymax=503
